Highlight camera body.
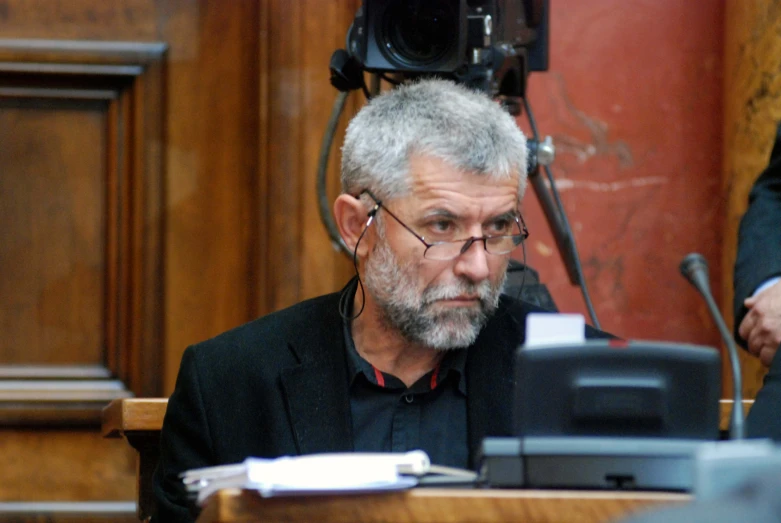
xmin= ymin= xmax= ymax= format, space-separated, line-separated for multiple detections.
xmin=344 ymin=0 xmax=548 ymax=98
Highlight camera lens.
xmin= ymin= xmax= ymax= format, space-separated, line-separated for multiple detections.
xmin=382 ymin=0 xmax=459 ymax=66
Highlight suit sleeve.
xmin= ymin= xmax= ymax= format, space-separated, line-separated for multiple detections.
xmin=151 ymin=347 xmax=215 ymax=523
xmin=733 ymin=144 xmax=781 ymax=345
xmin=746 ymin=348 xmax=781 ymax=441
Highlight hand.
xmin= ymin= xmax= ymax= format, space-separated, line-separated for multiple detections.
xmin=739 ymin=281 xmax=781 ymax=367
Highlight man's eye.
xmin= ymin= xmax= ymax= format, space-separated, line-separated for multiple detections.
xmin=488 ymin=219 xmax=512 ymax=234
xmin=428 ymin=220 xmax=454 ymax=233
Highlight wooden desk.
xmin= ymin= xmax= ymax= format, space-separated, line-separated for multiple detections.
xmin=196 ymin=488 xmax=690 ymax=523
xmin=102 ymin=398 xmax=168 ymax=521
xmin=101 ymin=397 xmax=754 ymax=521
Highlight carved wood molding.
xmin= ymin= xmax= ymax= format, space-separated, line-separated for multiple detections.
xmin=0 ymin=39 xmax=167 ymax=425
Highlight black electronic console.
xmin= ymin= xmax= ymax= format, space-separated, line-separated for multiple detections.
xmin=479 ymin=340 xmax=722 ymax=491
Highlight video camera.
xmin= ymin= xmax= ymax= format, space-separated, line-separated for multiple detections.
xmin=331 ymin=0 xmax=549 ymax=105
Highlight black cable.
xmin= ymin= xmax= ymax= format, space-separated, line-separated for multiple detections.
xmin=360 ymin=82 xmax=371 ymax=100
xmin=318 ymin=75 xmax=385 ymax=258
xmin=369 ymin=73 xmax=381 ymax=95
xmin=338 ymin=205 xmax=378 ymax=322
xmin=510 ymin=213 xmax=530 ymax=304
xmin=317 ymin=91 xmax=351 ymax=255
xmin=522 ymin=98 xmax=601 ymax=330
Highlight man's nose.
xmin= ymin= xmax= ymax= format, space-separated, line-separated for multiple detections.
xmin=453 ymin=238 xmax=490 ymax=282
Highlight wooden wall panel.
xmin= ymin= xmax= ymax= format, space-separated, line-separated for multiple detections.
xmin=261 ymin=0 xmax=359 ymax=315
xmin=0 ymin=0 xmax=266 ymax=396
xmin=0 ymin=0 xmax=269 ymax=399
xmin=0 ymin=430 xmax=135 ymax=500
xmin=722 ymin=0 xmax=781 ymax=398
xmin=0 ymin=102 xmax=105 ymax=365
xmin=0 ymin=41 xmax=166 ymax=425
xmin=0 ymin=0 xmax=160 ymax=41
xmin=162 ymin=0 xmax=262 ymax=389
xmin=0 ymin=430 xmax=137 ymax=522
xmin=0 ymin=6 xmax=169 ymax=514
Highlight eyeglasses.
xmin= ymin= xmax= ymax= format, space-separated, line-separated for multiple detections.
xmin=360 ymin=190 xmax=529 ymax=261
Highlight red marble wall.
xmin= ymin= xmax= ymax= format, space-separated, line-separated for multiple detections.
xmin=520 ymin=0 xmax=723 ymax=345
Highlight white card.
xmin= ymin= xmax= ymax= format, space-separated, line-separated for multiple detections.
xmin=525 ymin=312 xmax=585 ymax=347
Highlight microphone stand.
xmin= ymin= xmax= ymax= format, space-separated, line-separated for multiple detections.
xmin=680 ymin=253 xmax=744 ymax=439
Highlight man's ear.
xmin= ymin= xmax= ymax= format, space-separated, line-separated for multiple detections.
xmin=334 ymin=194 xmax=374 ymax=257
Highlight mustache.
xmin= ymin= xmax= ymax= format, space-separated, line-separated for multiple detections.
xmin=421 ymin=279 xmax=495 ymax=304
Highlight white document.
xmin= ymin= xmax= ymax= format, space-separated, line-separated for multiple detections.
xmin=525 ymin=312 xmax=585 ymax=346
xmin=183 ymin=450 xmax=429 ymax=505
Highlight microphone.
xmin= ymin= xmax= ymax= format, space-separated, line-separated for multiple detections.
xmin=679 ymin=253 xmax=744 ymax=440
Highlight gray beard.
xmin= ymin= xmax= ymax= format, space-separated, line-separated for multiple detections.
xmin=363 ymin=239 xmax=507 ymax=350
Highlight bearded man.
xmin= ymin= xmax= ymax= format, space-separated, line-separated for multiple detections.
xmin=152 ymin=79 xmax=609 ymax=522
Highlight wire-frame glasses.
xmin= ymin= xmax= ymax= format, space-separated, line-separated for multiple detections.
xmin=360 ymin=190 xmax=529 ymax=261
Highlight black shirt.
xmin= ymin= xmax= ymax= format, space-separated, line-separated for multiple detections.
xmin=343 ymin=319 xmax=469 ymax=468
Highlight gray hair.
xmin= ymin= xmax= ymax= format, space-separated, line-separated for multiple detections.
xmin=341 ymin=79 xmax=528 ymax=201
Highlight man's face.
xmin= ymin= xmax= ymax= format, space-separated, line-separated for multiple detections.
xmin=362 ymin=155 xmax=521 ymax=349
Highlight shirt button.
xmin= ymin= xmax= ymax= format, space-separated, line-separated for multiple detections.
xmin=403 ymin=394 xmax=414 ymax=404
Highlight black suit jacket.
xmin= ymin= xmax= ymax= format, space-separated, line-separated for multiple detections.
xmin=152 ymin=284 xmax=607 ymax=522
xmin=732 ymin=123 xmax=781 ymax=442
xmin=746 ymin=348 xmax=781 ymax=441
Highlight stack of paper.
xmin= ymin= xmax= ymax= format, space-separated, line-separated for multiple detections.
xmin=182 ymin=450 xmax=432 ymax=505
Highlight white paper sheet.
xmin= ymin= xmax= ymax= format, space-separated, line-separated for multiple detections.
xmin=525 ymin=312 xmax=585 ymax=346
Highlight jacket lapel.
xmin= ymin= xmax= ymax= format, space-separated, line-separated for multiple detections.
xmin=279 ymin=288 xmax=354 ymax=456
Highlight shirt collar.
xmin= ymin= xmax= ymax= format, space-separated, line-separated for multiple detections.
xmin=342 ymin=302 xmax=468 ymax=394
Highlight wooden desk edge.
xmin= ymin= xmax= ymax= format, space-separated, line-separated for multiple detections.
xmin=209 ymin=487 xmax=691 ymax=501
xmin=101 ymin=397 xmax=168 ymax=438
xmin=198 ymin=488 xmax=691 ymax=523
xmin=719 ymin=399 xmax=753 ymax=432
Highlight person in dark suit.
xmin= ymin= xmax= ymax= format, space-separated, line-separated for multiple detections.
xmin=734 ymin=123 xmax=781 ymax=441
xmin=734 ymin=124 xmax=781 ymax=367
xmin=152 ymin=79 xmax=609 ymax=522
